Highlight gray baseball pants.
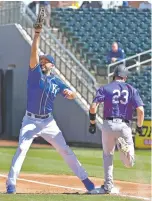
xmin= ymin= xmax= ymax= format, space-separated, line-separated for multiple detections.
xmin=101 ymin=119 xmax=135 ymax=191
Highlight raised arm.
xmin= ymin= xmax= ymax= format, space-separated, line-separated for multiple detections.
xmin=29 ymin=29 xmax=41 ymax=69
xmin=30 ymin=6 xmax=45 ymax=68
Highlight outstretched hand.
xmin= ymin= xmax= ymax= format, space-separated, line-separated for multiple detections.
xmin=63 ymin=89 xmax=76 ymax=99
xmin=34 ymin=6 xmax=46 ymax=33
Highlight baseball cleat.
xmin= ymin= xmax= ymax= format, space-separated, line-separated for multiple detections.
xmin=82 ymin=178 xmax=95 ymax=191
xmin=100 ymin=185 xmax=119 ymax=194
xmin=6 ymin=185 xmax=16 ymax=194
xmin=117 ymin=137 xmax=129 ymax=154
xmin=86 ymin=187 xmax=101 ymax=194
xmin=86 ymin=185 xmax=119 ymax=194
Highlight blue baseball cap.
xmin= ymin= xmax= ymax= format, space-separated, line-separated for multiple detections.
xmin=40 ymin=54 xmax=55 ymax=65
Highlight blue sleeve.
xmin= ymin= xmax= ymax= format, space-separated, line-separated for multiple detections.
xmin=117 ymin=49 xmax=125 ymax=61
xmin=132 ymin=89 xmax=144 ymax=109
xmin=93 ymin=87 xmax=105 ymax=103
xmin=106 ymin=51 xmax=112 ymax=64
xmin=56 ymin=78 xmax=71 ymax=94
xmin=28 ymin=64 xmax=42 ymax=84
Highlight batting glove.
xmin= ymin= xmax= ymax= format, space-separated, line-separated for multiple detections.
xmin=136 ymin=126 xmax=143 ymax=135
xmin=89 ymin=123 xmax=96 ymax=134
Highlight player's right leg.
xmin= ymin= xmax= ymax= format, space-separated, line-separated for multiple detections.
xmin=6 ymin=115 xmax=39 ymax=194
xmin=41 ymin=119 xmax=95 ymax=192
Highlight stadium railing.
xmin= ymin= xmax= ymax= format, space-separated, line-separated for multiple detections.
xmin=1 ymin=2 xmax=150 ymax=124
xmin=0 ymin=2 xmax=96 ymax=86
xmin=107 ymin=49 xmax=152 ymax=83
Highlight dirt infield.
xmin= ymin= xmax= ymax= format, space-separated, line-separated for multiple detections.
xmin=0 ymin=140 xmax=151 ymax=200
xmin=0 ymin=174 xmax=151 ymax=200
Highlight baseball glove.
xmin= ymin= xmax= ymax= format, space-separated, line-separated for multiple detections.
xmin=33 ymin=6 xmax=46 ymax=30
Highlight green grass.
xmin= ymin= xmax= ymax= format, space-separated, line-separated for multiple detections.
xmin=0 ymin=147 xmax=151 ymax=184
xmin=0 ymin=194 xmax=143 ymax=201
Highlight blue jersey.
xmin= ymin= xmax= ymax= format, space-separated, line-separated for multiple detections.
xmin=27 ymin=64 xmax=70 ymax=115
xmin=106 ymin=48 xmax=125 ymax=64
xmin=93 ymin=81 xmax=144 ymax=121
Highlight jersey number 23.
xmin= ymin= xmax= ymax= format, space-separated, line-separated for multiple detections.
xmin=112 ymin=90 xmax=129 ymax=104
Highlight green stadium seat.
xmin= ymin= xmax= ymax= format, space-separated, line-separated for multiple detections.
xmin=140 ymin=53 xmax=151 ymax=62
xmin=84 ymin=52 xmax=95 ymax=62
xmin=52 ymin=8 xmax=151 ymax=82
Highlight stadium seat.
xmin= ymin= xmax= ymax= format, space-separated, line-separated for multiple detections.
xmin=52 ymin=8 xmax=151 ymax=75
xmin=127 ymin=66 xmax=151 ymax=119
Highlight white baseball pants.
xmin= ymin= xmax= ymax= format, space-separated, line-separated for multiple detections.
xmin=7 ymin=114 xmax=88 ymax=186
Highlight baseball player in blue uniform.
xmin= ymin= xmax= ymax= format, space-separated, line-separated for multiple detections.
xmin=88 ymin=64 xmax=144 ymax=194
xmin=6 ymin=22 xmax=95 ymax=194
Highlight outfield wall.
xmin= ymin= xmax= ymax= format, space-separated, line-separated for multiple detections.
xmin=0 ymin=24 xmax=102 ymax=146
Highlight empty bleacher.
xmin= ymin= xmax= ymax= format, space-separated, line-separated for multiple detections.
xmin=51 ymin=8 xmax=151 ymax=72
xmin=127 ymin=66 xmax=151 ymax=119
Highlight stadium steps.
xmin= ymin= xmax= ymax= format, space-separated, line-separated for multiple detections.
xmin=50 ymin=27 xmax=91 ymax=70
xmin=49 ymin=27 xmax=108 ymax=85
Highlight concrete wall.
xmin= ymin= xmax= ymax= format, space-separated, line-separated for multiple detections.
xmin=54 ymin=95 xmax=102 ymax=145
xmin=0 ymin=24 xmax=102 ymax=146
xmin=0 ymin=24 xmax=30 ymax=138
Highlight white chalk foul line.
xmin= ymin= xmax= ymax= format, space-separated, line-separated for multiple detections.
xmin=0 ymin=174 xmax=150 ymax=200
xmin=0 ymin=174 xmax=85 ymax=192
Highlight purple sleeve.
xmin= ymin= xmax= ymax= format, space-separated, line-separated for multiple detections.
xmin=93 ymin=87 xmax=105 ymax=103
xmin=132 ymin=89 xmax=144 ymax=109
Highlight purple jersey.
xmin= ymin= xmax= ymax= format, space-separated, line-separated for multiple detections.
xmin=93 ymin=81 xmax=144 ymax=121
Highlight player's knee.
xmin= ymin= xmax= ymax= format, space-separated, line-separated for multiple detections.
xmin=19 ymin=144 xmax=29 ymax=156
xmin=103 ymin=151 xmax=114 ymax=157
xmin=58 ymin=145 xmax=73 ymax=156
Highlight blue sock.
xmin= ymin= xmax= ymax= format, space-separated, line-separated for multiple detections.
xmin=82 ymin=178 xmax=95 ymax=191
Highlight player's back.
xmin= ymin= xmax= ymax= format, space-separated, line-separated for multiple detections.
xmin=102 ymin=81 xmax=137 ymax=121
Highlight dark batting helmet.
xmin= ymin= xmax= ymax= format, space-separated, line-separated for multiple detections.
xmin=113 ymin=64 xmax=129 ymax=78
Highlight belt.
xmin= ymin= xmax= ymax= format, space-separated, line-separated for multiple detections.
xmin=26 ymin=111 xmax=52 ymax=119
xmin=104 ymin=117 xmax=129 ymax=123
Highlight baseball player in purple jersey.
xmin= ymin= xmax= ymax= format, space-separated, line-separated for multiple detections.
xmin=88 ymin=64 xmax=144 ymax=194
xmin=6 ymin=21 xmax=95 ymax=194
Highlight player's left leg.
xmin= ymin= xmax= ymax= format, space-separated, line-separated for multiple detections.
xmin=101 ymin=121 xmax=117 ymax=193
xmin=116 ymin=123 xmax=135 ymax=168
xmin=41 ymin=118 xmax=95 ymax=191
